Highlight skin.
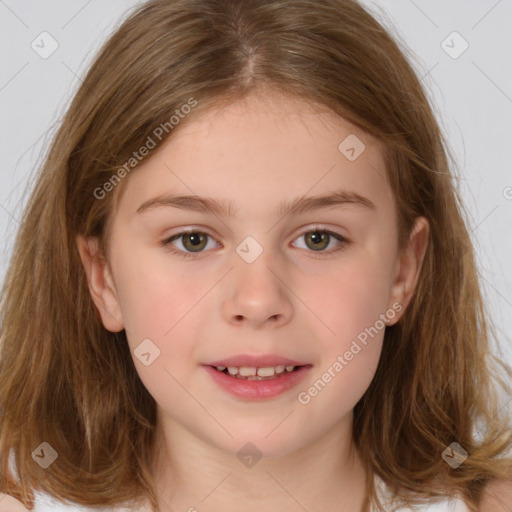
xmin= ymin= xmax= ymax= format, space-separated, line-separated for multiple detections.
xmin=480 ymin=480 xmax=512 ymax=511
xmin=75 ymin=89 xmax=431 ymax=512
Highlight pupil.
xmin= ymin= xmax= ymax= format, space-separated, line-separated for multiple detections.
xmin=189 ymin=234 xmax=201 ymax=245
xmin=185 ymin=233 xmax=205 ymax=251
xmin=308 ymin=231 xmax=328 ymax=251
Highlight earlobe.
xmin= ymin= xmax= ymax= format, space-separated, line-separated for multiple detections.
xmin=76 ymin=235 xmax=125 ymax=332
xmin=386 ymin=217 xmax=429 ymax=325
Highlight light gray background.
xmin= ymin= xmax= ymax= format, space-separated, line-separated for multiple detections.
xmin=1 ymin=0 xmax=511 ymax=381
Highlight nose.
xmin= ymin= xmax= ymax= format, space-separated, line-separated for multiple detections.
xmin=222 ymin=252 xmax=294 ymax=330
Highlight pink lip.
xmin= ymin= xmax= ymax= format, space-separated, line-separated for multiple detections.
xmin=204 ymin=365 xmax=312 ymax=400
xmin=206 ymin=354 xmax=309 ymax=368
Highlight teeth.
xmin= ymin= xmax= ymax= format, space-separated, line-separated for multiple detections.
xmin=217 ymin=365 xmax=297 ymax=378
xmin=239 ymin=367 xmax=257 ymax=377
xmin=257 ymin=367 xmax=275 ymax=377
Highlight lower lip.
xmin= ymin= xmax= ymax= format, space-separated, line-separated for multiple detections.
xmin=203 ymin=365 xmax=312 ymax=400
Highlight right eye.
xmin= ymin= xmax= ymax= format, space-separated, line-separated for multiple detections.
xmin=161 ymin=230 xmax=220 ymax=258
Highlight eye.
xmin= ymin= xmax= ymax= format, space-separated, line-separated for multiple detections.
xmin=291 ymin=227 xmax=349 ymax=256
xmin=161 ymin=230 xmax=219 ymax=259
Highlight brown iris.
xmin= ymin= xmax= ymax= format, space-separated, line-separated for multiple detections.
xmin=181 ymin=232 xmax=208 ymax=252
xmin=304 ymin=231 xmax=330 ymax=251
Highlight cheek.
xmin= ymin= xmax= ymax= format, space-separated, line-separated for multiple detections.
xmin=113 ymin=246 xmax=208 ymax=337
xmin=111 ymin=254 xmax=207 ymax=395
xmin=293 ymin=253 xmax=392 ymax=407
xmin=116 ymin=267 xmax=202 ymax=416
xmin=296 ymin=335 xmax=383 ymax=422
xmin=301 ymin=252 xmax=394 ymax=342
xmin=296 ymin=262 xmax=388 ymax=414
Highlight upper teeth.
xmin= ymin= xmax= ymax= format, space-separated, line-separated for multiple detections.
xmin=215 ymin=365 xmax=296 ymax=377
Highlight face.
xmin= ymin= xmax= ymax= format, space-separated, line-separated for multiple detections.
xmin=78 ymin=90 xmax=428 ymax=460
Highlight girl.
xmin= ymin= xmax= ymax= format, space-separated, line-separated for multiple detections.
xmin=1 ymin=0 xmax=511 ymax=511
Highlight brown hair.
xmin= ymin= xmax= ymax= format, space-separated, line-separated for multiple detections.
xmin=1 ymin=0 xmax=511 ymax=510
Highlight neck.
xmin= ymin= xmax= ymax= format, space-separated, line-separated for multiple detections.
xmin=150 ymin=412 xmax=368 ymax=512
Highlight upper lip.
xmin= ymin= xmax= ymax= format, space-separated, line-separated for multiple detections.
xmin=205 ymin=354 xmax=310 ymax=368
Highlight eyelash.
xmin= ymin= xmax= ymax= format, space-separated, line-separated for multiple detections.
xmin=160 ymin=226 xmax=351 ymax=260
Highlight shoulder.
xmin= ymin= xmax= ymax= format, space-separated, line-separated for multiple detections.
xmin=479 ymin=479 xmax=512 ymax=512
xmin=0 ymin=493 xmax=30 ymax=511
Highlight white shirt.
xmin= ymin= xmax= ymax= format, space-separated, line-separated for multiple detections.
xmin=373 ymin=475 xmax=471 ymax=511
xmin=0 ymin=492 xmax=140 ymax=512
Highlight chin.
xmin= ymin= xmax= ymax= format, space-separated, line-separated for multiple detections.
xmin=211 ymin=421 xmax=310 ymax=461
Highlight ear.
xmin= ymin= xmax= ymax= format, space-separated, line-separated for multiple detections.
xmin=386 ymin=216 xmax=429 ymax=326
xmin=76 ymin=235 xmax=125 ymax=332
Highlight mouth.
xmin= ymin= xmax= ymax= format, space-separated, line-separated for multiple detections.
xmin=203 ymin=358 xmax=312 ymax=400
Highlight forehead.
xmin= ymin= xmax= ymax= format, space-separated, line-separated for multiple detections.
xmin=171 ymin=90 xmax=377 ymax=152
xmin=113 ymin=91 xmax=391 ymax=221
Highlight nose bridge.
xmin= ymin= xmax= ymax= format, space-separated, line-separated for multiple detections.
xmin=232 ymin=235 xmax=280 ymax=298
xmin=222 ymin=234 xmax=294 ymax=328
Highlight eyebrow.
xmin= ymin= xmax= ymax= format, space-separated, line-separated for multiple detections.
xmin=136 ymin=190 xmax=376 ymax=218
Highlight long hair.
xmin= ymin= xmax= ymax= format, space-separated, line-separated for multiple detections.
xmin=1 ymin=1 xmax=511 ymax=510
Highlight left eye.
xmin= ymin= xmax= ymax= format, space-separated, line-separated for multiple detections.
xmin=161 ymin=228 xmax=349 ymax=258
xmin=291 ymin=229 xmax=347 ymax=253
